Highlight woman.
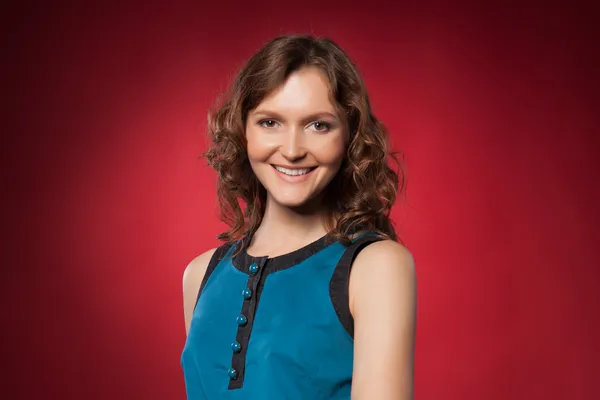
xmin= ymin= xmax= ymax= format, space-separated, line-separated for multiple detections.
xmin=181 ymin=34 xmax=417 ymax=399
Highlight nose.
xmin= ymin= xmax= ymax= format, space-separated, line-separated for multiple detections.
xmin=279 ymin=128 xmax=307 ymax=161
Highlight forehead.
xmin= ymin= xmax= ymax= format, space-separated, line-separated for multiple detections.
xmin=253 ymin=66 xmax=337 ymax=115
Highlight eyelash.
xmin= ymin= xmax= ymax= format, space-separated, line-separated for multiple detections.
xmin=257 ymin=119 xmax=332 ymax=132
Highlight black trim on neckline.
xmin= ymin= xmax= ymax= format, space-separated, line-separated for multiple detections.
xmin=232 ymin=233 xmax=335 ymax=274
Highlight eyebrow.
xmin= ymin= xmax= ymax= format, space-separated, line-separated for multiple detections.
xmin=251 ymin=109 xmax=340 ymax=122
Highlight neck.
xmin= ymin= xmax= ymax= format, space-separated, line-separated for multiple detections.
xmin=251 ymin=195 xmax=331 ymax=249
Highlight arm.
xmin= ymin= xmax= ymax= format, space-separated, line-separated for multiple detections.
xmin=349 ymin=240 xmax=417 ymax=400
xmin=182 ymin=248 xmax=217 ymax=335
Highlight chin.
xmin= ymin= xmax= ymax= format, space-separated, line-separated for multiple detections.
xmin=268 ymin=189 xmax=324 ymax=210
xmin=271 ymin=194 xmax=312 ymax=209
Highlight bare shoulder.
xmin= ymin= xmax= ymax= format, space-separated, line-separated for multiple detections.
xmin=351 ymin=239 xmax=415 ymax=282
xmin=183 ymin=248 xmax=218 ymax=334
xmin=183 ymin=248 xmax=218 ymax=290
xmin=349 ymin=240 xmax=416 ymax=314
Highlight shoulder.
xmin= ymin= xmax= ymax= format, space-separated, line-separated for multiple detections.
xmin=352 ymin=239 xmax=415 ymax=278
xmin=182 ymin=247 xmax=218 ymax=334
xmin=349 ymin=239 xmax=416 ymax=315
xmin=356 ymin=239 xmax=414 ymax=270
xmin=183 ymin=248 xmax=218 ymax=292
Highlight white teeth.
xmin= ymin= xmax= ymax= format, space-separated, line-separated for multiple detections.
xmin=274 ymin=166 xmax=314 ymax=176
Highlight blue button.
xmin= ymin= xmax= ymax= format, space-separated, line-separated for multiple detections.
xmin=242 ymin=288 xmax=252 ymax=299
xmin=236 ymin=314 xmax=247 ymax=326
xmin=249 ymin=263 xmax=259 ymax=275
xmin=228 ymin=367 xmax=238 ymax=379
xmin=231 ymin=341 xmax=241 ymax=353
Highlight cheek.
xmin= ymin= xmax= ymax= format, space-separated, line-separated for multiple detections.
xmin=315 ymin=135 xmax=347 ymax=166
xmin=246 ymin=129 xmax=266 ymax=163
xmin=245 ymin=128 xmax=272 ymax=163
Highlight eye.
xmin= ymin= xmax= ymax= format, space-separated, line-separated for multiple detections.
xmin=258 ymin=119 xmax=279 ymax=128
xmin=309 ymin=121 xmax=331 ymax=132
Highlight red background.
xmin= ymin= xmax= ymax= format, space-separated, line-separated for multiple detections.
xmin=4 ymin=1 xmax=599 ymax=399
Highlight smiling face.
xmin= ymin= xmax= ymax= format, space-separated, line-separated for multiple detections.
xmin=245 ymin=66 xmax=348 ymax=210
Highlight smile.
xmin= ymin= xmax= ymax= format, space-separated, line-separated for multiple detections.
xmin=272 ymin=165 xmax=317 ymax=176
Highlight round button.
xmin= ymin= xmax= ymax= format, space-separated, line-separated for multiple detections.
xmin=242 ymin=288 xmax=252 ymax=299
xmin=249 ymin=263 xmax=259 ymax=275
xmin=231 ymin=341 xmax=241 ymax=353
xmin=228 ymin=367 xmax=238 ymax=379
xmin=236 ymin=314 xmax=247 ymax=326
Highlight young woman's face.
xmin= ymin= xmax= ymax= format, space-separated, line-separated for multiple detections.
xmin=245 ymin=66 xmax=347 ymax=209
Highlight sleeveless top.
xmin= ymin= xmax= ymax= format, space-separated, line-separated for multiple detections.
xmin=181 ymin=232 xmax=382 ymax=400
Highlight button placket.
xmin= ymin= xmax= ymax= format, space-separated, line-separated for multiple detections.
xmin=227 ymin=257 xmax=268 ymax=389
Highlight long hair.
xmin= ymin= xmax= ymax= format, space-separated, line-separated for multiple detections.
xmin=203 ymin=34 xmax=405 ymax=245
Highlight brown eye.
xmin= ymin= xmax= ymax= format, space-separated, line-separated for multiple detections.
xmin=310 ymin=121 xmax=331 ymax=132
xmin=259 ymin=119 xmax=278 ymax=128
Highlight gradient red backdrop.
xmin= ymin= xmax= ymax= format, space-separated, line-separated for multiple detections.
xmin=4 ymin=1 xmax=599 ymax=399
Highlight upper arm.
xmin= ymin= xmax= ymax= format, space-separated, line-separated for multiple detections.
xmin=183 ymin=248 xmax=217 ymax=335
xmin=349 ymin=240 xmax=417 ymax=400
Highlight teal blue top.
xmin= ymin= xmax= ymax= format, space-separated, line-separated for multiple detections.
xmin=181 ymin=233 xmax=381 ymax=399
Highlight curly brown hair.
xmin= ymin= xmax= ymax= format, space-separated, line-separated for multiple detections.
xmin=203 ymin=34 xmax=405 ymax=246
